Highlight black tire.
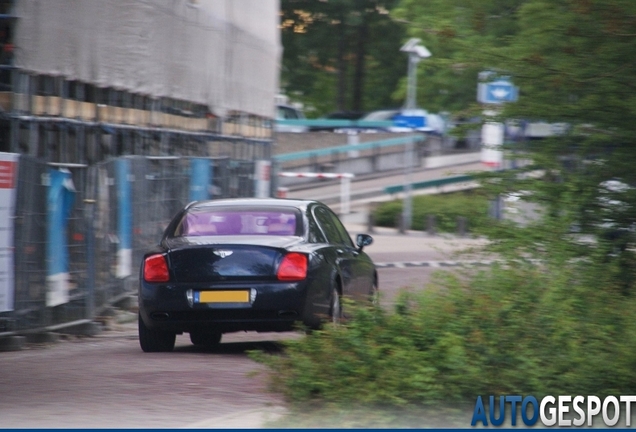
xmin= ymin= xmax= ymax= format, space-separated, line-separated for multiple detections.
xmin=329 ymin=285 xmax=342 ymax=325
xmin=138 ymin=313 xmax=176 ymax=352
xmin=189 ymin=330 xmax=222 ymax=347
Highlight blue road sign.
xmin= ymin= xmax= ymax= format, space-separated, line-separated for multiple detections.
xmin=478 ymin=80 xmax=519 ymax=104
xmin=393 ymin=113 xmax=427 ymax=129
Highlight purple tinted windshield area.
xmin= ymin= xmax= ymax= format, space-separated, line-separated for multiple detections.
xmin=181 ymin=210 xmax=298 ymax=237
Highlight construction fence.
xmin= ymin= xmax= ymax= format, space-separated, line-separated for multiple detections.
xmin=0 ymin=153 xmax=266 ymax=336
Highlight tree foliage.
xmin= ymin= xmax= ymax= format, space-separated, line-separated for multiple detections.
xmin=391 ymin=0 xmax=526 ymax=113
xmin=392 ymin=0 xmax=636 ymax=277
xmin=280 ymin=0 xmax=406 ymax=116
xmin=256 ymin=1 xmax=636 ymax=417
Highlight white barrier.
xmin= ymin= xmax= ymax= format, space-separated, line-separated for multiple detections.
xmin=278 ymin=172 xmax=355 ymax=215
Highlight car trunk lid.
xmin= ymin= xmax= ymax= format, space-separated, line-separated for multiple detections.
xmin=165 ymin=236 xmax=302 ymax=282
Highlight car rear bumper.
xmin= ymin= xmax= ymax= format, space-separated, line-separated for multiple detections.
xmin=139 ymin=280 xmax=311 ymax=333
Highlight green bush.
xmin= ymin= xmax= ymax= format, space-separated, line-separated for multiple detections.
xmin=251 ymin=259 xmax=636 ymax=409
xmin=373 ymin=191 xmax=490 ymax=233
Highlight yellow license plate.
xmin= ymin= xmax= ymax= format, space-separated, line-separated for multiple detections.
xmin=197 ymin=290 xmax=249 ymax=303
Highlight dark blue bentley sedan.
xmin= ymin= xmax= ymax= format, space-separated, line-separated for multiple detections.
xmin=138 ymin=198 xmax=377 ymax=352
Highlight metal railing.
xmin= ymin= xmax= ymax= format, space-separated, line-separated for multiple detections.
xmin=273 ymin=135 xmax=425 ymax=163
xmin=385 ymin=174 xmax=477 ymax=195
xmin=1 ymin=154 xmax=257 ymax=337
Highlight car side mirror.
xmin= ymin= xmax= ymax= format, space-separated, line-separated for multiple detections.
xmin=356 ymin=233 xmax=373 ymax=251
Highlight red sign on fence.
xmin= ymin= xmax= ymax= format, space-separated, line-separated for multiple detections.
xmin=0 ymin=153 xmax=18 ymax=313
xmin=0 ymin=161 xmax=16 ymax=189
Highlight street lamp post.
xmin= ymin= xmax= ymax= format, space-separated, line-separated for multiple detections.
xmin=401 ymin=38 xmax=431 ymax=111
xmin=400 ymin=39 xmax=431 ymax=232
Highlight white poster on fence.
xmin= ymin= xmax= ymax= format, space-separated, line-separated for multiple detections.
xmin=254 ymin=160 xmax=271 ymax=198
xmin=0 ymin=153 xmax=18 ymax=312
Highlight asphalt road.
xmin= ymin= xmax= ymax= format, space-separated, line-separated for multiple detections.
xmin=0 ymin=324 xmax=291 ymax=428
xmin=0 ymin=226 xmax=489 ymax=428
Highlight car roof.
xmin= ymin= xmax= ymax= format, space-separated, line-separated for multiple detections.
xmin=185 ymin=198 xmax=319 ymax=212
xmin=361 ymin=109 xmax=400 ymax=121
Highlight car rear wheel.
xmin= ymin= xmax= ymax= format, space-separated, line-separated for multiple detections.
xmin=329 ymin=285 xmax=342 ymax=325
xmin=189 ymin=330 xmax=222 ymax=347
xmin=138 ymin=313 xmax=176 ymax=352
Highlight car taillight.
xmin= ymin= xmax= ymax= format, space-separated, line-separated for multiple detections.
xmin=144 ymin=254 xmax=170 ymax=282
xmin=277 ymin=252 xmax=307 ymax=281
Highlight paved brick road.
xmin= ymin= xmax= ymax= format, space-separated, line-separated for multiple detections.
xmin=0 ymin=224 xmax=489 ymax=428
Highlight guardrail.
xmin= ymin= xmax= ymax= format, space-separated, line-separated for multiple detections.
xmin=273 ymin=135 xmax=425 ymax=163
xmin=384 ymin=174 xmax=476 ymax=195
xmin=275 ymin=119 xmax=394 ymax=129
xmin=278 ymin=172 xmax=354 ymax=214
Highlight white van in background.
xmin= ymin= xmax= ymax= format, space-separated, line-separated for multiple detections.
xmin=274 ymin=94 xmax=308 ymax=133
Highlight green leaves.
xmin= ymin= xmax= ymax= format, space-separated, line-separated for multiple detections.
xmin=280 ymin=0 xmax=406 ymax=115
xmin=373 ymin=191 xmax=491 ymax=233
xmin=264 ymin=1 xmax=636 ymax=422
xmin=252 ymin=259 xmax=636 ymax=411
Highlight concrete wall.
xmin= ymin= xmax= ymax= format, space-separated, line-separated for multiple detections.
xmin=273 ymin=132 xmax=399 ymax=155
xmin=276 ymin=148 xmax=425 ymax=187
xmin=273 ymin=132 xmax=479 ymax=188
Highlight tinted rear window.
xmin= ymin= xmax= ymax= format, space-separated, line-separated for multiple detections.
xmin=174 ymin=208 xmax=301 ymax=237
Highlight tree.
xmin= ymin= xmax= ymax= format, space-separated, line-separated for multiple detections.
xmin=395 ymin=0 xmax=636 ymax=289
xmin=251 ymin=3 xmax=636 ymax=417
xmin=280 ymin=0 xmax=406 ymax=116
xmin=391 ymin=0 xmax=526 ymax=113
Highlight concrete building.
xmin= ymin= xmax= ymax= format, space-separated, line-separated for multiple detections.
xmin=0 ymin=0 xmax=281 ymax=163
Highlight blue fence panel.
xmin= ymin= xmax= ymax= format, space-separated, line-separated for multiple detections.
xmin=189 ymin=158 xmax=211 ymax=202
xmin=116 ymin=159 xmax=132 ymax=279
xmin=46 ymin=168 xmax=76 ymax=307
